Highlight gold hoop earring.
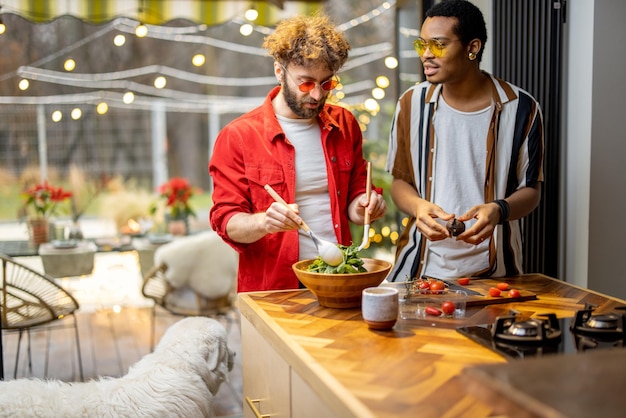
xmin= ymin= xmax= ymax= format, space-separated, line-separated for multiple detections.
xmin=468 ymin=52 xmax=476 ymax=61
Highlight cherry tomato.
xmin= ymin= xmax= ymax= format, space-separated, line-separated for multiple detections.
xmin=496 ymin=282 xmax=509 ymax=291
xmin=458 ymin=277 xmax=470 ymax=285
xmin=429 ymin=280 xmax=445 ymax=292
xmin=441 ymin=301 xmax=456 ymax=315
xmin=425 ymin=306 xmax=442 ymax=316
xmin=488 ymin=287 xmax=502 ymax=297
xmin=418 ymin=280 xmax=431 ymax=290
xmin=508 ymin=289 xmax=521 ymax=298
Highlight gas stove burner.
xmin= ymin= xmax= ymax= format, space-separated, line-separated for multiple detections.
xmin=492 ymin=313 xmax=562 ymax=344
xmin=570 ymin=307 xmax=626 ymax=339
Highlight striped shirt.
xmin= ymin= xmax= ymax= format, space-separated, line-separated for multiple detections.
xmin=385 ymin=73 xmax=544 ymax=281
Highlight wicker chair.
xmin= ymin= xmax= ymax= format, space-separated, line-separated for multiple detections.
xmin=141 ymin=231 xmax=238 ymax=351
xmin=1 ymin=253 xmax=83 ymax=380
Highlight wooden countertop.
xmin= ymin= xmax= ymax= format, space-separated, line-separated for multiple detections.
xmin=238 ymin=274 xmax=626 ymax=418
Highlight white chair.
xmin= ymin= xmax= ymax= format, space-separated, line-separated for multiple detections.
xmin=141 ymin=231 xmax=238 ymax=350
xmin=1 ymin=253 xmax=83 ymax=380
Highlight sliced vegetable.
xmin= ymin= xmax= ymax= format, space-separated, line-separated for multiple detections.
xmin=508 ymin=289 xmax=521 ymax=298
xmin=425 ymin=306 xmax=442 ymax=316
xmin=458 ymin=277 xmax=470 ymax=285
xmin=496 ymin=282 xmax=509 ymax=291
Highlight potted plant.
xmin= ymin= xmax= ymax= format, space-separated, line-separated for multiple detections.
xmin=21 ymin=181 xmax=73 ymax=245
xmin=154 ymin=177 xmax=199 ymax=236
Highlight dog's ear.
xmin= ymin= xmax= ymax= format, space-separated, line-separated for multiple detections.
xmin=203 ymin=338 xmax=234 ymax=395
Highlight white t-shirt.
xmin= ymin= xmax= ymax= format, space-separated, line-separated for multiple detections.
xmin=423 ymin=96 xmax=492 ymax=278
xmin=276 ymin=115 xmax=335 ymax=260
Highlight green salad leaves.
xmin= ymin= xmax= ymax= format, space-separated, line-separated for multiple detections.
xmin=306 ymin=244 xmax=367 ymax=274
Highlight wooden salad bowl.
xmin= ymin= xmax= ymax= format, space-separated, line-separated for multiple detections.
xmin=292 ymin=258 xmax=393 ymax=309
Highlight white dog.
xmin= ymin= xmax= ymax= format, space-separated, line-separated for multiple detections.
xmin=0 ymin=317 xmax=234 ymax=418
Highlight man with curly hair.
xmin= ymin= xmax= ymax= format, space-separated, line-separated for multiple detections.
xmin=209 ymin=14 xmax=386 ymax=292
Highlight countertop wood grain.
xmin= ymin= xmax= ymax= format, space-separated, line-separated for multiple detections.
xmin=239 ymin=274 xmax=626 ymax=418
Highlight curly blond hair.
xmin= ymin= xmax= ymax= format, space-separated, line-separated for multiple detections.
xmin=262 ymin=14 xmax=350 ymax=73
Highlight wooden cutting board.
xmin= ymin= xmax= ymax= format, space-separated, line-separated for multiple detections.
xmin=444 ymin=278 xmax=538 ymax=307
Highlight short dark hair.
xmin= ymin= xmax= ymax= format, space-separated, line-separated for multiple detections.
xmin=425 ymin=0 xmax=487 ymax=62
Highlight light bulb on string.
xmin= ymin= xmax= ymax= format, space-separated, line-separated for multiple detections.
xmin=123 ymin=92 xmax=135 ymax=104
xmin=384 ymin=56 xmax=398 ymax=69
xmin=376 ymin=76 xmax=390 ymax=89
xmin=192 ymin=54 xmax=206 ymax=66
xmin=18 ymin=79 xmax=29 ymax=91
xmin=135 ymin=23 xmax=148 ymax=38
xmin=372 ymin=87 xmax=385 ymax=100
xmin=244 ymin=5 xmax=258 ymax=22
xmin=96 ymin=102 xmax=109 ymax=115
xmin=154 ymin=76 xmax=167 ymax=89
xmin=0 ymin=7 xmax=5 ymax=35
xmin=240 ymin=23 xmax=253 ymax=36
xmin=114 ymin=34 xmax=126 ymax=46
xmin=64 ymin=59 xmax=76 ymax=72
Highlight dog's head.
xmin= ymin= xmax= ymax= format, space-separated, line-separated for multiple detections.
xmin=155 ymin=317 xmax=235 ymax=396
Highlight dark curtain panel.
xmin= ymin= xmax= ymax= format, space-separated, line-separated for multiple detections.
xmin=492 ymin=0 xmax=565 ymax=276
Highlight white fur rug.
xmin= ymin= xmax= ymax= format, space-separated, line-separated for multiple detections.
xmin=0 ymin=317 xmax=234 ymax=418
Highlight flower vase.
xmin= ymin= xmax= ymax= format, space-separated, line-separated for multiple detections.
xmin=166 ymin=214 xmax=189 ymax=236
xmin=28 ymin=218 xmax=50 ymax=246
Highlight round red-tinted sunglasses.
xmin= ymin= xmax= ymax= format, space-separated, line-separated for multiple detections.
xmin=280 ymin=64 xmax=338 ymax=92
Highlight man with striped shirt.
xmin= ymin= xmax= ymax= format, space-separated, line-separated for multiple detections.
xmin=385 ymin=0 xmax=544 ymax=282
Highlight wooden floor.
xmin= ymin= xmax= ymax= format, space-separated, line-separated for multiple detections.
xmin=1 ymin=306 xmax=243 ymax=418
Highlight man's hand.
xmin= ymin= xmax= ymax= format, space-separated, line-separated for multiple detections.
xmin=414 ymin=200 xmax=454 ymax=241
xmin=349 ymin=190 xmax=387 ymax=225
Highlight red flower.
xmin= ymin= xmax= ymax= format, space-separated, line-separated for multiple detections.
xmin=22 ymin=181 xmax=73 ymax=219
xmin=157 ymin=177 xmax=199 ymax=219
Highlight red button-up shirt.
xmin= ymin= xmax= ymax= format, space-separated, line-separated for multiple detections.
xmin=209 ymin=87 xmax=370 ymax=292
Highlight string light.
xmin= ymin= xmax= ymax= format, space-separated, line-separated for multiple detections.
xmin=0 ymin=6 xmax=5 ymax=35
xmin=71 ymin=108 xmax=82 ymax=120
xmin=384 ymin=56 xmax=398 ymax=69
xmin=191 ymin=54 xmax=205 ymax=66
xmin=153 ymin=76 xmax=166 ymax=89
xmin=96 ymin=102 xmax=109 ymax=114
xmin=244 ymin=5 xmax=258 ymax=22
xmin=18 ymin=79 xmax=29 ymax=90
xmin=239 ymin=23 xmax=253 ymax=36
xmin=376 ymin=76 xmax=390 ymax=88
xmin=122 ymin=91 xmax=135 ymax=104
xmin=113 ymin=34 xmax=126 ymax=46
xmin=64 ymin=59 xmax=76 ymax=71
xmin=135 ymin=23 xmax=148 ymax=38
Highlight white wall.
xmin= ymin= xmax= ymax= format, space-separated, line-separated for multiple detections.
xmin=563 ymin=0 xmax=626 ymax=298
xmin=561 ymin=0 xmax=593 ymax=289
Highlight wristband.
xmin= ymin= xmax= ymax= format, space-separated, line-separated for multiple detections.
xmin=492 ymin=199 xmax=510 ymax=224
